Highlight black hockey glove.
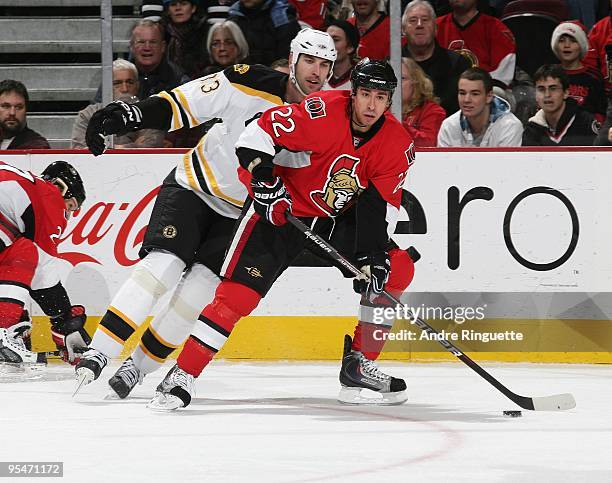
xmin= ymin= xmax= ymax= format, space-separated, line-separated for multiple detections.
xmin=85 ymin=100 xmax=143 ymax=156
xmin=353 ymin=251 xmax=390 ymax=295
xmin=50 ymin=305 xmax=91 ymax=365
xmin=251 ymin=176 xmax=292 ymax=226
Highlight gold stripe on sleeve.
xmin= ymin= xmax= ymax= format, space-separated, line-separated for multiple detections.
xmin=156 ymin=91 xmax=183 ymax=131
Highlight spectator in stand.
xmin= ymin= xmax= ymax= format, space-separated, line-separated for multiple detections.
xmin=401 ymin=57 xmax=446 ymax=147
xmin=271 ymin=58 xmax=290 ymax=73
xmin=348 ymin=0 xmax=390 ymax=60
xmin=584 ymin=8 xmax=612 ymax=94
xmin=402 ymin=0 xmax=470 ymax=116
xmin=72 ymin=60 xmax=165 ymax=149
xmin=523 ymin=64 xmax=599 ymax=146
xmin=141 ymin=0 xmax=164 ymax=21
xmin=436 ymin=0 xmax=516 ymax=88
xmin=228 ymin=0 xmax=301 ymax=66
xmin=200 ymin=20 xmax=250 ymax=75
xmin=594 ymin=95 xmax=612 ymax=144
xmin=289 ymin=0 xmax=328 ymax=30
xmin=0 ymin=80 xmax=49 ymax=150
xmin=437 ymin=67 xmax=523 ymax=146
xmin=551 ymin=21 xmax=607 ymax=121
xmin=566 ymin=0 xmax=610 ymax=30
xmin=161 ymin=0 xmax=210 ymax=80
xmin=325 ymin=19 xmax=360 ymax=90
xmin=202 ymin=0 xmax=234 ymax=25
xmin=131 ymin=19 xmax=188 ymax=99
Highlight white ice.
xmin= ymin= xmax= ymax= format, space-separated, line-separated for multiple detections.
xmin=1 ymin=361 xmax=611 ymax=483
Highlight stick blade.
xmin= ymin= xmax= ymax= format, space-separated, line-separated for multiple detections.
xmin=532 ymin=393 xmax=576 ymax=411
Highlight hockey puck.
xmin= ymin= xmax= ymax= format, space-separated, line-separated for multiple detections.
xmin=503 ymin=410 xmax=522 ymax=417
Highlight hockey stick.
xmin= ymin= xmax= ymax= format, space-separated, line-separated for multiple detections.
xmin=287 ymin=214 xmax=576 ymax=411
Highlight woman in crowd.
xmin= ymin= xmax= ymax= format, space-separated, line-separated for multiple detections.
xmin=163 ymin=0 xmax=209 ymax=79
xmin=201 ymin=20 xmax=249 ymax=75
xmin=400 ymin=57 xmax=446 ymax=147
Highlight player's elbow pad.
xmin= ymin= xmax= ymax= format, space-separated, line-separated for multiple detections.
xmin=236 ymin=147 xmax=274 ymax=181
xmin=137 ymin=96 xmax=173 ymax=131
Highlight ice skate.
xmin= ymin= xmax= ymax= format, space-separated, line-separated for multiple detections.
xmin=106 ymin=357 xmax=143 ymax=400
xmin=147 ymin=364 xmax=194 ymax=411
xmin=0 ymin=327 xmax=46 ymax=377
xmin=338 ymin=335 xmax=408 ymax=405
xmin=73 ymin=348 xmax=109 ymax=396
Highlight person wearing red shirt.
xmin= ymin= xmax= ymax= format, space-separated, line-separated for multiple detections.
xmin=584 ymin=13 xmax=612 ymax=93
xmin=150 ymin=59 xmax=416 ymax=411
xmin=348 ymin=0 xmax=390 ymax=60
xmin=0 ymin=161 xmax=89 ymax=368
xmin=436 ymin=0 xmax=516 ymax=87
xmin=401 ymin=57 xmax=446 ymax=146
xmin=288 ymin=0 xmax=327 ymax=30
xmin=551 ymin=21 xmax=607 ymax=122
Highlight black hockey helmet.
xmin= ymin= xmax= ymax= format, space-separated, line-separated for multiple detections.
xmin=350 ymin=57 xmax=397 ymax=97
xmin=42 ymin=161 xmax=86 ymax=208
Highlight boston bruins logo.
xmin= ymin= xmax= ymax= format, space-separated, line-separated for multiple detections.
xmin=233 ymin=64 xmax=250 ymax=74
xmin=162 ymin=225 xmax=177 ymax=238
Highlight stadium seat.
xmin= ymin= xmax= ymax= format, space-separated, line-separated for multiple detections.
xmin=502 ymin=0 xmax=570 ymax=78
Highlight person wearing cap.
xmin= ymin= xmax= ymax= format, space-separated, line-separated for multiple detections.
xmin=551 ymin=20 xmax=607 ymax=121
xmin=325 ymin=19 xmax=361 ymax=90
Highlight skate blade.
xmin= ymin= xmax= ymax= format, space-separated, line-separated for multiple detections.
xmin=73 ymin=368 xmax=94 ymax=397
xmin=103 ymin=391 xmax=122 ymax=401
xmin=147 ymin=392 xmax=184 ymax=412
xmin=337 ymin=386 xmax=408 ymax=406
xmin=0 ymin=362 xmax=45 ymax=381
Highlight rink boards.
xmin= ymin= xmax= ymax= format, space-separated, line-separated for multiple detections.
xmin=4 ymin=148 xmax=612 ymax=363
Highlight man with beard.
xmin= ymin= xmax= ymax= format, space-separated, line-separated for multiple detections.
xmin=0 ymin=80 xmax=50 ymax=150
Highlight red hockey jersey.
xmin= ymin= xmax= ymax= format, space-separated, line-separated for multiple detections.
xmin=0 ymin=162 xmax=67 ymax=257
xmin=236 ymin=90 xmax=414 ymax=247
xmin=288 ymin=0 xmax=327 ymax=30
xmin=585 ymin=16 xmax=612 ymax=93
xmin=348 ymin=13 xmax=390 ymax=60
xmin=436 ymin=12 xmax=516 ymax=87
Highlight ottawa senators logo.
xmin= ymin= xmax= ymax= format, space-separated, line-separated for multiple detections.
xmin=447 ymin=40 xmax=479 ymax=67
xmin=305 ymin=97 xmax=326 ymax=119
xmin=310 ymin=154 xmax=364 ymax=216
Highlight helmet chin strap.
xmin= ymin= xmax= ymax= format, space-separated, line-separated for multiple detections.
xmin=290 ymin=67 xmax=309 ymax=98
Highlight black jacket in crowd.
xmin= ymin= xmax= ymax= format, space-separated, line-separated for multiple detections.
xmin=522 ymin=98 xmax=600 ymax=146
xmin=228 ymin=0 xmax=301 ymax=66
xmin=2 ymin=126 xmax=50 ymax=149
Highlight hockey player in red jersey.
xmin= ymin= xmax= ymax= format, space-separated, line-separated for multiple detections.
xmin=150 ymin=58 xmax=416 ymax=411
xmin=0 ymin=161 xmax=90 ymax=368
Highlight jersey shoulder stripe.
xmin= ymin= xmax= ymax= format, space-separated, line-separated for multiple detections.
xmin=223 ymin=64 xmax=286 ymax=104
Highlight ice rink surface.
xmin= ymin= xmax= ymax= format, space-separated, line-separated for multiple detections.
xmin=1 ymin=360 xmax=611 ymax=483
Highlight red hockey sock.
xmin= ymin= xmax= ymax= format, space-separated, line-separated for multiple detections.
xmin=177 ymin=336 xmax=217 ymax=377
xmin=177 ymin=280 xmax=261 ymax=377
xmin=0 ymin=302 xmax=24 ymax=329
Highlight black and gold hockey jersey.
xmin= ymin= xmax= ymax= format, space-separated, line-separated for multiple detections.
xmin=155 ymin=64 xmax=287 ymax=218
